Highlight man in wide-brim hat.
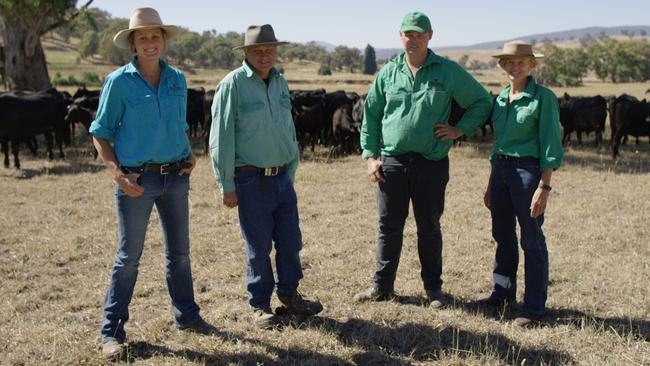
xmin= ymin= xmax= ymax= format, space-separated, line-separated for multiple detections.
xmin=209 ymin=24 xmax=323 ymax=329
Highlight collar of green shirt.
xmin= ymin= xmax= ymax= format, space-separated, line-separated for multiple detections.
xmin=395 ymin=49 xmax=443 ymax=73
xmin=242 ymin=59 xmax=280 ymax=80
xmin=497 ymin=75 xmax=537 ymax=103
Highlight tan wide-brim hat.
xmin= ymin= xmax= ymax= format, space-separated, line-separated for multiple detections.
xmin=233 ymin=24 xmax=289 ymax=50
xmin=113 ymin=7 xmax=180 ymax=49
xmin=492 ymin=40 xmax=544 ymax=59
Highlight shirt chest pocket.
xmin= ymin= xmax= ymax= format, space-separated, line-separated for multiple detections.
xmin=515 ymin=106 xmax=536 ymax=125
xmin=164 ymin=88 xmax=186 ymax=122
xmin=125 ymin=94 xmax=159 ymax=127
xmin=422 ymin=86 xmax=448 ymax=115
xmin=238 ymin=101 xmax=265 ymax=131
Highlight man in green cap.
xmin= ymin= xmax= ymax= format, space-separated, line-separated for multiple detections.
xmin=355 ymin=11 xmax=493 ymax=307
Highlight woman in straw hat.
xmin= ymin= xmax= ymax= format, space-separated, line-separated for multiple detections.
xmin=481 ymin=40 xmax=564 ymax=327
xmin=89 ymin=7 xmax=214 ymax=359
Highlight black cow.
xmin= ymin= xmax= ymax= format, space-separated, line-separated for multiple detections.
xmin=187 ymin=87 xmax=205 ymax=137
xmin=559 ymin=93 xmax=607 ymax=146
xmin=203 ymin=89 xmax=215 ymax=153
xmin=73 ymin=95 xmax=99 ymax=112
xmin=609 ymin=94 xmax=639 ymax=146
xmin=331 ymin=103 xmax=360 ymax=155
xmin=612 ymin=98 xmax=650 ymax=158
xmin=65 ymin=104 xmax=95 ymax=146
xmin=0 ymin=89 xmax=68 ymax=169
xmin=72 ymin=86 xmax=99 ymax=100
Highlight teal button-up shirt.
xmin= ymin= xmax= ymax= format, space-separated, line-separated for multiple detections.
xmin=89 ymin=57 xmax=190 ymax=167
xmin=361 ymin=50 xmax=493 ymax=160
xmin=490 ymin=76 xmax=564 ymax=171
xmin=209 ymin=60 xmax=299 ymax=193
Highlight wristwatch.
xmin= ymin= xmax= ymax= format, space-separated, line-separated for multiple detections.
xmin=538 ymin=182 xmax=552 ymax=191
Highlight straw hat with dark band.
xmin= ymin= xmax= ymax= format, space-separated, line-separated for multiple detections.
xmin=492 ymin=40 xmax=544 ymax=59
xmin=113 ymin=8 xmax=180 ymax=49
xmin=233 ymin=24 xmax=288 ymax=50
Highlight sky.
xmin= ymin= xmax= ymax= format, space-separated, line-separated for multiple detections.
xmin=82 ymin=0 xmax=650 ymax=49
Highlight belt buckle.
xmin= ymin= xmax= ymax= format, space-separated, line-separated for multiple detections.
xmin=160 ymin=163 xmax=172 ymax=175
xmin=263 ymin=167 xmax=278 ymax=176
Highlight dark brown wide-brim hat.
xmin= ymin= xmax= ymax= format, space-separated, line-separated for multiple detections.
xmin=233 ymin=24 xmax=289 ymax=50
xmin=113 ymin=7 xmax=180 ymax=49
xmin=492 ymin=40 xmax=544 ymax=59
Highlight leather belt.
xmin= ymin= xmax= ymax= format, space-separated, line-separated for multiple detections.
xmin=496 ymin=155 xmax=538 ymax=162
xmin=125 ymin=160 xmax=191 ymax=175
xmin=235 ymin=165 xmax=285 ymax=176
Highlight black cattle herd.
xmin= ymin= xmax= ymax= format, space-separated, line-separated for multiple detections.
xmin=1 ymin=86 xmax=649 ymax=169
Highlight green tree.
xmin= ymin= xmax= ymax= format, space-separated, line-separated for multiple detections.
xmin=331 ymin=46 xmax=361 ymax=72
xmin=78 ymin=30 xmax=98 ymax=59
xmin=0 ymin=0 xmax=94 ymax=90
xmin=534 ymin=42 xmax=589 ymax=86
xmin=457 ymin=54 xmax=469 ymax=68
xmin=362 ymin=44 xmax=377 ymax=75
xmin=97 ymin=19 xmax=131 ymax=65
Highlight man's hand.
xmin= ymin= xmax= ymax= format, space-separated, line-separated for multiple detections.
xmin=223 ymin=191 xmax=238 ymax=208
xmin=434 ymin=124 xmax=464 ymax=140
xmin=367 ymin=157 xmax=385 ymax=183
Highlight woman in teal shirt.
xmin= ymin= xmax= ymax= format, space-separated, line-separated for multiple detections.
xmin=89 ymin=8 xmax=212 ymax=360
xmin=483 ymin=41 xmax=563 ymax=327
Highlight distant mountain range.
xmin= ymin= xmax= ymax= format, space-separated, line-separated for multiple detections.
xmin=306 ymin=26 xmax=650 ymax=61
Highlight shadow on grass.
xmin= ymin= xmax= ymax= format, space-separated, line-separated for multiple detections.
xmin=453 ymin=296 xmax=649 ymax=342
xmin=123 ymin=328 xmax=353 ymax=365
xmin=11 ymin=161 xmax=105 ymax=179
xmin=287 ymin=314 xmax=573 ymax=365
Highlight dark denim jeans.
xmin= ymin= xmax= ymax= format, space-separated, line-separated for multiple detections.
xmin=235 ymin=169 xmax=303 ymax=310
xmin=373 ymin=153 xmax=449 ymax=293
xmin=489 ymin=157 xmax=548 ymax=316
xmin=101 ymin=171 xmax=200 ymax=343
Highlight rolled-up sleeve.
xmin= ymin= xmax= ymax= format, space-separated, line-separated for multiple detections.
xmin=538 ymin=92 xmax=564 ymax=170
xmin=89 ymin=77 xmax=124 ymax=141
xmin=360 ymin=74 xmax=386 ymax=159
xmin=209 ymin=79 xmax=237 ymax=193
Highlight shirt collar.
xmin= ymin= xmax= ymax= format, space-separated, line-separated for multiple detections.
xmin=125 ymin=56 xmax=173 ymax=79
xmin=396 ymin=49 xmax=442 ymax=73
xmin=242 ymin=59 xmax=279 ymax=80
xmin=497 ymin=76 xmax=537 ymax=103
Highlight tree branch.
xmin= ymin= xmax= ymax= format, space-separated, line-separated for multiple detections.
xmin=40 ymin=0 xmax=94 ymax=35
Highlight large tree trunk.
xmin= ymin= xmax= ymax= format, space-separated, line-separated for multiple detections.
xmin=0 ymin=23 xmax=51 ymax=91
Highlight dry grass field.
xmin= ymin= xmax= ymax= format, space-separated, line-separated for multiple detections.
xmin=1 ymin=44 xmax=649 ymax=365
xmin=1 ymin=132 xmax=649 ymax=365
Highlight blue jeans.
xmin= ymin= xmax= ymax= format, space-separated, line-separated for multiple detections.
xmin=373 ymin=153 xmax=449 ymax=293
xmin=235 ymin=169 xmax=303 ymax=310
xmin=489 ymin=157 xmax=548 ymax=316
xmin=101 ymin=171 xmax=200 ymax=343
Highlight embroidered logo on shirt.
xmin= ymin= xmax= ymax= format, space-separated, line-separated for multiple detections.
xmin=169 ymin=84 xmax=183 ymax=92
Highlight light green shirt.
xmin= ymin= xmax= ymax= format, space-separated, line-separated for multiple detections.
xmin=490 ymin=76 xmax=564 ymax=171
xmin=361 ymin=50 xmax=493 ymax=160
xmin=209 ymin=60 xmax=299 ymax=193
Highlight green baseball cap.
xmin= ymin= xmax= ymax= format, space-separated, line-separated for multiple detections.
xmin=400 ymin=11 xmax=432 ymax=34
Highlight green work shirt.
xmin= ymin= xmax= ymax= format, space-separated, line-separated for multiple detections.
xmin=361 ymin=50 xmax=493 ymax=160
xmin=209 ymin=60 xmax=299 ymax=193
xmin=490 ymin=76 xmax=564 ymax=171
